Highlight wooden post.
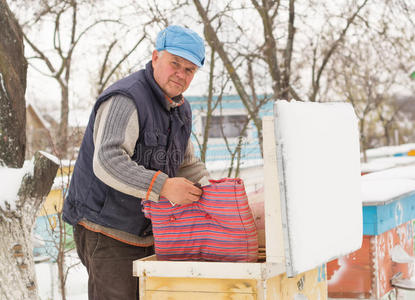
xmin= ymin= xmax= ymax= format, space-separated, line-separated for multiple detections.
xmin=262 ymin=116 xmax=285 ymax=265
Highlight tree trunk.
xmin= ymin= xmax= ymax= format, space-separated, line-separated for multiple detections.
xmin=0 ymin=1 xmax=60 ymax=298
xmin=0 ymin=152 xmax=59 ymax=299
xmin=201 ymin=49 xmax=216 ymax=163
xmin=360 ymin=119 xmax=368 ymax=163
xmin=0 ymin=0 xmax=27 ymax=168
xmin=57 ymin=86 xmax=69 ymax=158
xmin=193 ymin=0 xmax=264 ymax=155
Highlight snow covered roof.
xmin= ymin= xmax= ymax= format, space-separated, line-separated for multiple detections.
xmin=26 ymin=103 xmax=51 ymax=129
xmin=361 ymin=156 xmax=415 ymax=173
xmin=365 ymin=143 xmax=415 ymax=159
xmin=361 ymin=165 xmax=415 ymax=204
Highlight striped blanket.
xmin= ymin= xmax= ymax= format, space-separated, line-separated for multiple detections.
xmin=143 ymin=178 xmax=258 ymax=262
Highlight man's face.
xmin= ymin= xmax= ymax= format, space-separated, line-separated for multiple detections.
xmin=152 ymin=50 xmax=197 ymax=98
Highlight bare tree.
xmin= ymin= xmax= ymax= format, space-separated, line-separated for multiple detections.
xmin=220 ymin=115 xmax=250 ymax=177
xmin=332 ymin=41 xmax=393 ymax=160
xmin=346 ymin=77 xmax=380 ymax=162
xmin=0 ymin=1 xmax=58 ymax=298
xmin=22 ymin=0 xmax=79 ymax=158
xmin=192 ymin=0 xmax=371 ymax=154
xmin=96 ymin=35 xmax=145 ymax=95
xmin=308 ymin=0 xmax=369 ymax=102
xmin=328 ymin=0 xmax=415 ymax=157
xmin=194 ymin=0 xmax=267 ymax=154
xmin=18 ymin=0 xmax=131 ymax=158
xmin=375 ymin=95 xmax=413 ymax=146
xmin=193 ymin=50 xmax=232 ymax=163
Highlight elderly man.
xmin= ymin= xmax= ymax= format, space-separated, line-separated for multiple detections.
xmin=63 ymin=25 xmax=210 ymax=300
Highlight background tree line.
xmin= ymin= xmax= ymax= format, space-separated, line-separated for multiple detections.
xmin=10 ymin=0 xmax=415 ymax=163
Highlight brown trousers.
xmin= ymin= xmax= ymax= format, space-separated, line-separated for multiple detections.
xmin=73 ymin=224 xmax=154 ymax=300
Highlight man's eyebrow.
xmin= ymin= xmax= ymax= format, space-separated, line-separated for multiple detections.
xmin=173 ymin=56 xmax=197 ymax=70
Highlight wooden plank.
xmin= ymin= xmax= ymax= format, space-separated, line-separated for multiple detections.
xmin=140 ymin=265 xmax=327 ymax=300
xmin=139 ymin=276 xmax=146 ymax=300
xmin=145 ymin=291 xmax=256 ymax=300
xmin=145 ymin=277 xmax=257 ymax=294
xmin=267 ymin=265 xmax=327 ymax=300
xmin=262 ymin=116 xmax=285 ymax=265
xmin=133 ymin=255 xmax=285 ymax=280
xmin=140 ymin=267 xmax=326 ymax=300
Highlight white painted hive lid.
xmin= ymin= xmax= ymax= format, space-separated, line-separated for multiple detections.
xmin=274 ymin=100 xmax=362 ymax=276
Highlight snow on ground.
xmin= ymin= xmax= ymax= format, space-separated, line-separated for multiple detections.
xmin=36 ymin=251 xmax=88 ymax=300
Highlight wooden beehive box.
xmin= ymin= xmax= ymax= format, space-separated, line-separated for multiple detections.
xmin=134 ymin=101 xmax=363 ymax=299
xmin=133 ymin=116 xmax=327 ymax=300
xmin=327 ymin=192 xmax=415 ymax=299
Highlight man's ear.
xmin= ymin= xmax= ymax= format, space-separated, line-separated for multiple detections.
xmin=152 ymin=50 xmax=159 ymax=64
xmin=151 ymin=50 xmax=159 ymax=70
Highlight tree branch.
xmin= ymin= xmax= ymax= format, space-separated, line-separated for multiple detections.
xmin=98 ymin=33 xmax=146 ymax=94
xmin=310 ymin=0 xmax=369 ymax=101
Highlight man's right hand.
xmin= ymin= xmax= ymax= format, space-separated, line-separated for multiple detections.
xmin=160 ymin=177 xmax=202 ymax=205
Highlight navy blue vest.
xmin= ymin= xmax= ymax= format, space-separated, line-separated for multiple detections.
xmin=63 ymin=62 xmax=192 ymax=237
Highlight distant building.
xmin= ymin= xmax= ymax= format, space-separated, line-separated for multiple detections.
xmin=25 ymin=103 xmax=89 ymax=159
xmin=188 ymin=95 xmax=273 ymax=164
xmin=26 ymin=103 xmax=53 ymax=159
xmin=188 ymin=95 xmax=273 ymax=194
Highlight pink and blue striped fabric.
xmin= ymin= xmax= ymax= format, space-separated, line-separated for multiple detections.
xmin=143 ymin=178 xmax=258 ymax=262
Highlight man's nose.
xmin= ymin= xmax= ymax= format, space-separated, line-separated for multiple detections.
xmin=175 ymin=68 xmax=186 ymax=79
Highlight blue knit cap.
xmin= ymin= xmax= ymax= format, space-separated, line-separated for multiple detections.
xmin=156 ymin=25 xmax=205 ymax=67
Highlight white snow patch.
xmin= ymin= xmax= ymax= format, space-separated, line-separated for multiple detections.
xmin=361 ymin=178 xmax=415 ymax=203
xmin=52 ymin=175 xmax=71 ymax=190
xmin=365 ymin=143 xmax=415 ymax=159
xmin=361 ymin=165 xmax=415 ymax=203
xmin=32 ymin=233 xmax=45 ymax=248
xmin=36 ymin=251 xmax=88 ymax=300
xmin=0 ymin=72 xmax=7 ymax=95
xmin=361 ymin=156 xmax=415 ymax=173
xmin=0 ymin=160 xmax=34 ymax=210
xmin=39 ymin=151 xmax=60 ymax=165
xmin=363 ymin=165 xmax=415 ymax=181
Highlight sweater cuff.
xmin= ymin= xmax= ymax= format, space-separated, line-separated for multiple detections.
xmin=145 ymin=171 xmax=169 ymax=202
